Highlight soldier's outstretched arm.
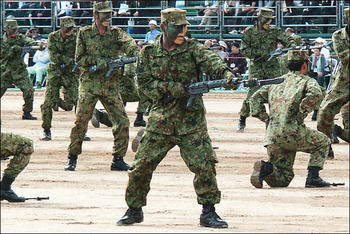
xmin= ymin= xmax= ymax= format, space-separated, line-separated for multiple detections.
xmin=249 ymin=86 xmax=270 ymax=123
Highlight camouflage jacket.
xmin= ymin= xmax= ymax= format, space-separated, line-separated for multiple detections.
xmin=241 ymin=25 xmax=296 ymax=79
xmin=137 ymin=34 xmax=232 ymax=135
xmin=0 ymin=33 xmax=38 ymax=68
xmin=250 ymin=71 xmax=323 ymax=146
xmin=75 ymin=24 xmax=137 ymax=80
xmin=332 ymin=27 xmax=349 ymax=93
xmin=47 ymin=30 xmax=77 ymax=72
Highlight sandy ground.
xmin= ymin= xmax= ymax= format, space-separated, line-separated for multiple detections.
xmin=1 ymin=90 xmax=349 ymax=233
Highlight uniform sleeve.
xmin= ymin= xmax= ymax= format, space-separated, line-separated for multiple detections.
xmin=118 ymin=30 xmax=138 ymax=57
xmin=241 ymin=28 xmax=259 ymax=59
xmin=333 ymin=31 xmax=349 ymax=65
xmin=47 ymin=33 xmax=61 ymax=65
xmin=249 ymin=86 xmax=270 ymax=122
xmin=22 ymin=35 xmax=39 ymax=46
xmin=277 ymin=28 xmax=296 ymax=48
xmin=136 ymin=47 xmax=167 ymax=101
xmin=298 ymin=78 xmax=323 ymax=120
xmin=75 ymin=29 xmax=96 ymax=67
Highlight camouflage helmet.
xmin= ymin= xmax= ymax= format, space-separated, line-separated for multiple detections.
xmin=93 ymin=1 xmax=113 ymax=13
xmin=161 ymin=8 xmax=190 ymax=25
xmin=258 ymin=8 xmax=275 ymax=19
xmin=60 ymin=16 xmax=75 ymax=27
xmin=287 ymin=50 xmax=309 ymax=61
xmin=5 ymin=19 xmax=18 ymax=29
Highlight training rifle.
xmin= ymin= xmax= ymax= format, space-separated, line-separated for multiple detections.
xmin=21 ymin=46 xmax=40 ymax=58
xmin=88 ymin=56 xmax=137 ymax=77
xmin=184 ymin=76 xmax=285 ymax=107
xmin=330 ymin=183 xmax=345 ymax=187
xmin=25 ymin=196 xmax=49 ymax=201
xmin=267 ymin=45 xmax=323 ymax=62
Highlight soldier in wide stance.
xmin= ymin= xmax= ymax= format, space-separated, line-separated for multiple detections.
xmin=1 ymin=133 xmax=33 ymax=202
xmin=249 ymin=50 xmax=331 ymax=189
xmin=65 ymin=2 xmax=137 ymax=171
xmin=1 ymin=19 xmax=41 ymax=120
xmin=117 ymin=8 xmax=238 ymax=228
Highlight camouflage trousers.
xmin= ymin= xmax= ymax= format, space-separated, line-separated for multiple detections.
xmin=317 ymin=76 xmax=349 ymax=139
xmin=1 ymin=66 xmax=34 ymax=113
xmin=264 ymin=127 xmax=330 ymax=187
xmin=239 ymin=86 xmax=260 ymax=117
xmin=125 ymin=131 xmax=221 ymax=208
xmin=338 ymin=102 xmax=349 ymax=142
xmin=1 ymin=132 xmax=33 ymax=178
xmin=41 ymin=70 xmax=79 ymax=130
xmin=68 ymin=79 xmax=129 ymax=156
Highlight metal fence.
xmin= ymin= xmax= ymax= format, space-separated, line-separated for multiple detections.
xmin=1 ymin=0 xmax=348 ymax=41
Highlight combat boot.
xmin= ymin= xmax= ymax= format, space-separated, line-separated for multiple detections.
xmin=64 ymin=155 xmax=77 ymax=171
xmin=132 ymin=128 xmax=145 ymax=152
xmin=40 ymin=129 xmax=51 ymax=141
xmin=327 ymin=145 xmax=334 ymax=160
xmin=332 ymin=124 xmax=343 ymax=144
xmin=111 ymin=154 xmax=130 ymax=171
xmin=250 ymin=160 xmax=273 ymax=188
xmin=311 ymin=110 xmax=318 ymax=121
xmin=83 ymin=134 xmax=91 ymax=141
xmin=91 ymin=108 xmax=100 ymax=128
xmin=0 ymin=173 xmax=25 ymax=202
xmin=22 ymin=112 xmax=37 ymax=120
xmin=200 ymin=204 xmax=228 ymax=228
xmin=52 ymin=103 xmax=59 ymax=111
xmin=305 ymin=166 xmax=331 ymax=188
xmin=117 ymin=207 xmax=143 ymax=225
xmin=236 ymin=116 xmax=246 ymax=132
xmin=133 ymin=112 xmax=146 ymax=127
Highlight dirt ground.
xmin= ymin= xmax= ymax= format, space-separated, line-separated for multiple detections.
xmin=1 ymin=90 xmax=349 ymax=233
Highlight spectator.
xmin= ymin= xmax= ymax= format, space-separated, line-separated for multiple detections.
xmin=26 ymin=26 xmax=41 ymax=40
xmin=71 ymin=1 xmax=93 ymax=26
xmin=314 ymin=37 xmax=330 ymax=87
xmin=301 ymin=0 xmax=320 ymax=29
xmin=224 ymin=0 xmax=239 ymax=33
xmin=199 ymin=0 xmax=219 ymax=33
xmin=228 ymin=42 xmax=247 ymax=75
xmin=321 ymin=0 xmax=336 ymax=33
xmin=283 ymin=0 xmax=302 ymax=25
xmin=309 ymin=48 xmax=326 ymax=88
xmin=144 ymin=20 xmax=160 ymax=44
xmin=230 ymin=0 xmax=258 ymax=34
xmin=56 ymin=1 xmax=73 ymax=17
xmin=285 ymin=27 xmax=303 ymax=45
xmin=217 ymin=41 xmax=229 ymax=61
xmin=27 ymin=39 xmax=50 ymax=88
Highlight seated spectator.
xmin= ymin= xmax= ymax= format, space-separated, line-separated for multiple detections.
xmin=301 ymin=0 xmax=320 ymax=30
xmin=56 ymin=1 xmax=73 ymax=17
xmin=144 ymin=20 xmax=160 ymax=44
xmin=321 ymin=0 xmax=336 ymax=33
xmin=228 ymin=42 xmax=247 ymax=75
xmin=26 ymin=26 xmax=41 ymax=40
xmin=230 ymin=0 xmax=258 ymax=34
xmin=26 ymin=39 xmax=50 ymax=88
xmin=314 ymin=37 xmax=330 ymax=86
xmin=71 ymin=1 xmax=93 ymax=26
xmin=309 ymin=48 xmax=326 ymax=88
xmin=224 ymin=0 xmax=239 ymax=33
xmin=217 ymin=41 xmax=229 ymax=61
xmin=199 ymin=0 xmax=219 ymax=33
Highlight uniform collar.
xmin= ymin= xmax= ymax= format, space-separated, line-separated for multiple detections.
xmin=92 ymin=23 xmax=112 ymax=36
xmin=153 ymin=34 xmax=187 ymax=56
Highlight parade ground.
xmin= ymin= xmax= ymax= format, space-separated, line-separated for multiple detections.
xmin=1 ymin=90 xmax=349 ymax=233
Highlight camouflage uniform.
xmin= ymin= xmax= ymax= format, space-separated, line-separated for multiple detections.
xmin=338 ymin=102 xmax=349 ymax=142
xmin=0 ymin=20 xmax=39 ymax=117
xmin=317 ymin=8 xmax=349 ymax=140
xmin=1 ymin=132 xmax=33 ymax=179
xmin=249 ymin=50 xmax=330 ymax=187
xmin=67 ymin=3 xmax=138 ymax=158
xmin=41 ymin=17 xmax=79 ymax=131
xmin=124 ymin=9 xmax=237 ymax=209
xmin=239 ymin=8 xmax=296 ymax=119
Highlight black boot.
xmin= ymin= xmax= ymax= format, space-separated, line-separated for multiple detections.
xmin=328 ymin=145 xmax=334 ymax=160
xmin=250 ymin=160 xmax=273 ymax=188
xmin=111 ymin=154 xmax=130 ymax=171
xmin=40 ymin=129 xmax=51 ymax=141
xmin=52 ymin=102 xmax=59 ymax=111
xmin=134 ymin=112 xmax=146 ymax=127
xmin=83 ymin=134 xmax=91 ymax=141
xmin=200 ymin=204 xmax=228 ymax=228
xmin=117 ymin=207 xmax=143 ymax=225
xmin=64 ymin=155 xmax=77 ymax=171
xmin=22 ymin=112 xmax=37 ymax=120
xmin=91 ymin=108 xmax=100 ymax=128
xmin=333 ymin=124 xmax=343 ymax=144
xmin=305 ymin=166 xmax=331 ymax=188
xmin=0 ymin=174 xmax=25 ymax=202
xmin=236 ymin=116 xmax=246 ymax=132
xmin=311 ymin=110 xmax=318 ymax=121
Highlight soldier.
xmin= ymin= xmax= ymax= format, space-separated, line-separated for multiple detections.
xmin=1 ymin=132 xmax=33 ymax=202
xmin=1 ymin=19 xmax=41 ymax=120
xmin=237 ymin=8 xmax=296 ymax=132
xmin=40 ymin=16 xmax=80 ymax=141
xmin=65 ymin=1 xmax=138 ymax=171
xmin=317 ymin=8 xmax=349 ymax=151
xmin=249 ymin=50 xmax=331 ymax=189
xmin=117 ymin=8 xmax=238 ymax=228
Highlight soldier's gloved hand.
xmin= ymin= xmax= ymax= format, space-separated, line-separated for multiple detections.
xmin=11 ymin=45 xmax=22 ymax=54
xmin=167 ymin=81 xmax=187 ymax=98
xmin=244 ymin=78 xmax=259 ymax=87
xmin=223 ymin=71 xmax=239 ymax=90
